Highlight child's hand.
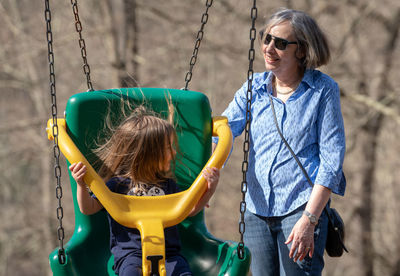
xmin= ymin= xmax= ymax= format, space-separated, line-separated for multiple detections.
xmin=69 ymin=162 xmax=87 ymax=187
xmin=202 ymin=167 xmax=220 ymax=194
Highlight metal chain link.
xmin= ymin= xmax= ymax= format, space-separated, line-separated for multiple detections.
xmin=183 ymin=0 xmax=213 ymax=90
xmin=70 ymin=0 xmax=94 ymax=91
xmin=238 ymin=0 xmax=257 ymax=260
xmin=44 ymin=0 xmax=66 ymax=265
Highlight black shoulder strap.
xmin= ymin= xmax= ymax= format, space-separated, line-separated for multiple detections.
xmin=268 ymin=94 xmax=313 ymax=188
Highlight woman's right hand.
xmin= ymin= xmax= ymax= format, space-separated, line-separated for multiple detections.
xmin=69 ymin=162 xmax=87 ymax=187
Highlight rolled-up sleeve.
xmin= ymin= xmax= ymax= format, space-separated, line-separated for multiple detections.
xmin=315 ymin=82 xmax=346 ymax=195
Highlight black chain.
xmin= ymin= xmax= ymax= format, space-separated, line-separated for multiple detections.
xmin=70 ymin=0 xmax=94 ymax=91
xmin=45 ymin=0 xmax=66 ymax=265
xmin=183 ymin=0 xmax=213 ymax=90
xmin=238 ymin=0 xmax=257 ymax=260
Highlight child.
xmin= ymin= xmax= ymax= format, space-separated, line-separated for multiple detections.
xmin=69 ymin=107 xmax=220 ymax=276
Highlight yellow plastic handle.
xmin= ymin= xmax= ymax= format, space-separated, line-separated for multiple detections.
xmin=46 ymin=116 xmax=232 ymax=276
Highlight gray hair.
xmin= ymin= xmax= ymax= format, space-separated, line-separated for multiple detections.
xmin=262 ymin=8 xmax=330 ymax=69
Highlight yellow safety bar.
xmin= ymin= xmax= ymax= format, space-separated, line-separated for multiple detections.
xmin=46 ymin=116 xmax=232 ymax=276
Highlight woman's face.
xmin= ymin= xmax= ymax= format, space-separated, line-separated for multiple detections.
xmin=262 ymin=21 xmax=302 ymax=77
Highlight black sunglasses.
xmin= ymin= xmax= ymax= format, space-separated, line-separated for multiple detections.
xmin=259 ymin=30 xmax=298 ymax=50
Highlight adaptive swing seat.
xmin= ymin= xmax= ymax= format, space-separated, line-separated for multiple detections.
xmin=48 ymin=88 xmax=250 ymax=276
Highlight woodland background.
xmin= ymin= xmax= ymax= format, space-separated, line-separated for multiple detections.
xmin=1 ymin=0 xmax=400 ymax=275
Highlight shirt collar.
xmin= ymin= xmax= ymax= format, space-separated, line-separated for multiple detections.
xmin=252 ymin=72 xmax=271 ymax=93
xmin=302 ymin=69 xmax=315 ymax=89
xmin=254 ymin=69 xmax=316 ymax=92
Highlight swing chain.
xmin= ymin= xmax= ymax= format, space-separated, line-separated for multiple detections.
xmin=183 ymin=0 xmax=213 ymax=90
xmin=70 ymin=0 xmax=94 ymax=92
xmin=238 ymin=0 xmax=257 ymax=260
xmin=45 ymin=0 xmax=66 ymax=265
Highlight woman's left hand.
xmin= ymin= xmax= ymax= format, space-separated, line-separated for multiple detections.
xmin=201 ymin=167 xmax=220 ymax=207
xmin=189 ymin=167 xmax=220 ymax=216
xmin=202 ymin=167 xmax=220 ymax=193
xmin=285 ymin=215 xmax=315 ymax=262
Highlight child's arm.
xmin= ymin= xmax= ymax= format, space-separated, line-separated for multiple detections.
xmin=69 ymin=162 xmax=103 ymax=215
xmin=189 ymin=167 xmax=220 ymax=217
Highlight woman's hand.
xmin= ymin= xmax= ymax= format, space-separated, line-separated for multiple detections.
xmin=286 ymin=185 xmax=331 ymax=261
xmin=285 ymin=215 xmax=315 ymax=262
xmin=69 ymin=162 xmax=87 ymax=187
xmin=189 ymin=167 xmax=220 ymax=216
xmin=202 ymin=167 xmax=220 ymax=195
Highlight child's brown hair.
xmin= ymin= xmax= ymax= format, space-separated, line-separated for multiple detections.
xmin=96 ymin=105 xmax=178 ymax=186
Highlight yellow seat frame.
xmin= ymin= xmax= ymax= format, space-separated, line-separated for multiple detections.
xmin=47 ymin=116 xmax=232 ymax=276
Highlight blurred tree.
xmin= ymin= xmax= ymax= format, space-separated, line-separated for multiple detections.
xmin=0 ymin=0 xmax=399 ymax=275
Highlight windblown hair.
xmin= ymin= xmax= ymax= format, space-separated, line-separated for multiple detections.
xmin=262 ymin=8 xmax=331 ymax=69
xmin=95 ymin=105 xmax=178 ymax=186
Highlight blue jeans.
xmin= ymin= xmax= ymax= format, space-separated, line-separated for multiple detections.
xmin=244 ymin=205 xmax=328 ymax=276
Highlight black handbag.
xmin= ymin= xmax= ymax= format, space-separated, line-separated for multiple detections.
xmin=269 ymin=94 xmax=348 ymax=257
xmin=325 ymin=207 xmax=348 ymax=257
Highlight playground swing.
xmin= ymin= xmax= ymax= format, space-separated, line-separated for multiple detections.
xmin=45 ymin=0 xmax=257 ymax=275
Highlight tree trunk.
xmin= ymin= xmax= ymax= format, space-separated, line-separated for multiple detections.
xmin=359 ymin=115 xmax=382 ymax=276
xmin=121 ymin=0 xmax=139 ymax=87
xmin=102 ymin=0 xmax=139 ymax=87
xmin=358 ymin=8 xmax=400 ymax=275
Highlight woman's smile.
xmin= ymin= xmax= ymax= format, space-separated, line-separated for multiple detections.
xmin=265 ymin=54 xmax=279 ymax=65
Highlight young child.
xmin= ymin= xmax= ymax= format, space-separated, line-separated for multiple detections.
xmin=69 ymin=107 xmax=219 ymax=276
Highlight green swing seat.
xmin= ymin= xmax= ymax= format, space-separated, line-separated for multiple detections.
xmin=48 ymin=88 xmax=250 ymax=276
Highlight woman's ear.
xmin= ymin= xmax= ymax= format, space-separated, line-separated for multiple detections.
xmin=296 ymin=45 xmax=306 ymax=59
xmin=295 ymin=45 xmax=306 ymax=68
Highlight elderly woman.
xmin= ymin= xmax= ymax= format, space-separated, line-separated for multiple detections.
xmin=213 ymin=8 xmax=346 ymax=276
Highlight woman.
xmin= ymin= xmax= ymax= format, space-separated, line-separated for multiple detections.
xmin=213 ymin=8 xmax=346 ymax=276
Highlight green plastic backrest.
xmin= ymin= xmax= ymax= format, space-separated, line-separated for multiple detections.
xmin=49 ymin=88 xmax=250 ymax=276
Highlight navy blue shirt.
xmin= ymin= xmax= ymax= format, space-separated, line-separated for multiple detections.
xmin=94 ymin=177 xmax=182 ymax=271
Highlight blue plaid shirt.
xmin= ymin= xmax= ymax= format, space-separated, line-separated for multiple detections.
xmin=213 ymin=69 xmax=346 ymax=217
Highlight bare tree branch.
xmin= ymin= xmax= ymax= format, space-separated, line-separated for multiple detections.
xmin=342 ymin=90 xmax=400 ymax=125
